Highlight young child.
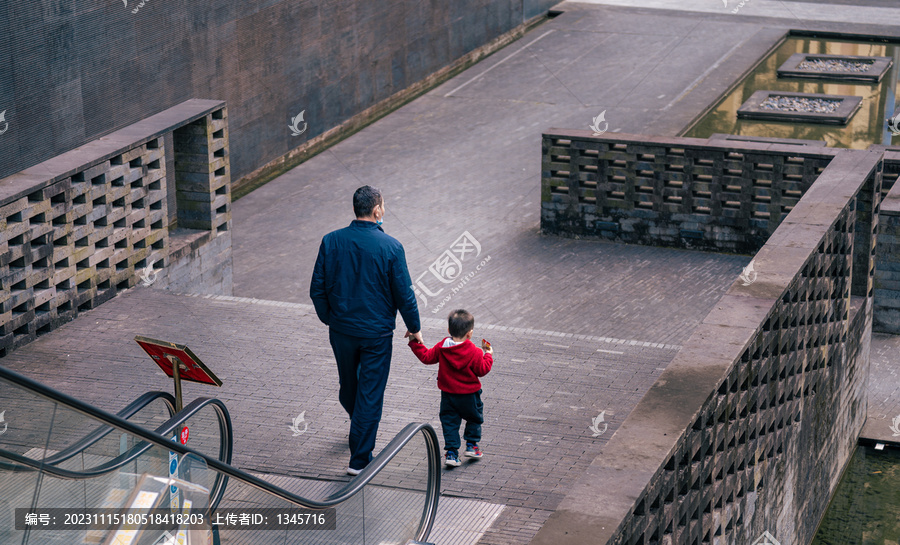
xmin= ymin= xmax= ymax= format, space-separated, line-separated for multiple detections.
xmin=408 ymin=309 xmax=493 ymax=467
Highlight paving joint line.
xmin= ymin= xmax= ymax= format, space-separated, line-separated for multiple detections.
xmin=180 ymin=292 xmax=683 ymax=351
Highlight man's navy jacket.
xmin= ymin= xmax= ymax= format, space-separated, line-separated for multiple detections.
xmin=310 ymin=220 xmax=421 ymax=338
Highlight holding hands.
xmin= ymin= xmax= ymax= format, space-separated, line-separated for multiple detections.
xmin=405 ymin=330 xmax=424 ymax=344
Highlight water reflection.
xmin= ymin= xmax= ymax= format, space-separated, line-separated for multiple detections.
xmin=683 ymin=38 xmax=899 ymax=149
xmin=811 ymin=444 xmax=900 ymax=545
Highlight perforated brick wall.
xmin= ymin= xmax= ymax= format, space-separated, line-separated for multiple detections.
xmin=531 ymin=147 xmax=883 ymax=545
xmin=541 ymin=131 xmax=835 ymax=253
xmin=608 ymin=213 xmax=864 ymax=545
xmin=0 ymin=99 xmax=231 ymax=357
xmin=873 ymin=149 xmax=900 ymax=333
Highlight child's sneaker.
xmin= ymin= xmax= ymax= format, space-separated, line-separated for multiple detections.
xmin=464 ymin=443 xmax=483 ymax=458
xmin=445 ymin=450 xmax=461 ymax=467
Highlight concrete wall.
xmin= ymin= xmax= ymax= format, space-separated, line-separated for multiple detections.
xmin=151 ymin=228 xmax=233 ymax=295
xmin=532 ymin=144 xmax=883 ymax=545
xmin=0 ymin=0 xmax=558 ymax=185
xmin=0 ymin=99 xmax=232 ymax=357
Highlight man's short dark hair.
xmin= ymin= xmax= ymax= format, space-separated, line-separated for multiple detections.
xmin=353 ymin=186 xmax=383 ymax=218
xmin=448 ymin=309 xmax=475 ymax=338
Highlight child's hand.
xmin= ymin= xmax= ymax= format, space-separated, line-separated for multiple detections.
xmin=481 ymin=339 xmax=493 ymax=353
xmin=405 ymin=330 xmax=424 ymax=344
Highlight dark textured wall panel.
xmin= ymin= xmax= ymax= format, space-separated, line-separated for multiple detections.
xmin=0 ymin=0 xmax=556 ymax=182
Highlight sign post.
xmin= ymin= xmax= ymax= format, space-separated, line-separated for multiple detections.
xmin=134 ymin=336 xmax=223 ymax=411
xmin=134 ymin=336 xmax=223 ymax=512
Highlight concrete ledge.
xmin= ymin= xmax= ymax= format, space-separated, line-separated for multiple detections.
xmin=0 ymin=100 xmax=225 ymax=205
xmin=533 ymin=148 xmax=878 ymax=545
xmin=0 ymin=100 xmax=232 ymax=357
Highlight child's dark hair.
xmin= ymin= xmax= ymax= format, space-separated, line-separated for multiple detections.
xmin=448 ymin=309 xmax=475 ymax=339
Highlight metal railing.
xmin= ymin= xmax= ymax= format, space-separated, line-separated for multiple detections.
xmin=0 ymin=364 xmax=440 ymax=544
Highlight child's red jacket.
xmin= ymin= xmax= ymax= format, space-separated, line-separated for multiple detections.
xmin=409 ymin=337 xmax=493 ymax=394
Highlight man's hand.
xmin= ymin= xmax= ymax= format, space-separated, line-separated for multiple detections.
xmin=404 ymin=330 xmax=424 ymax=344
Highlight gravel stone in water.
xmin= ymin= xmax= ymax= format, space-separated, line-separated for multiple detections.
xmin=797 ymin=58 xmax=874 ymax=73
xmin=759 ymin=96 xmax=843 ymax=114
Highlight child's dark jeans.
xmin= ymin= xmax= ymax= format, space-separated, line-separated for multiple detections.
xmin=439 ymin=389 xmax=484 ymax=451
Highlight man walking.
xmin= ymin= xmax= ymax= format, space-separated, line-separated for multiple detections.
xmin=310 ymin=185 xmax=423 ymax=475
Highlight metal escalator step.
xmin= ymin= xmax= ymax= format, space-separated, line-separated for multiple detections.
xmin=429 ymin=497 xmax=506 ymax=545
xmin=23 ymin=447 xmax=60 ymax=459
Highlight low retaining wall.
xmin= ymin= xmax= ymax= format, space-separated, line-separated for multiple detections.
xmin=542 ymin=132 xmax=900 ymax=333
xmin=873 ymin=148 xmax=900 ymax=333
xmin=0 ymin=99 xmax=232 ymax=357
xmin=534 ymin=135 xmax=882 ymax=545
xmin=541 ymin=130 xmax=834 ymax=253
xmin=151 ymin=228 xmax=232 ymax=295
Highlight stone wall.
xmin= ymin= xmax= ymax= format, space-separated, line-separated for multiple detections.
xmin=151 ymin=228 xmax=232 ymax=296
xmin=541 ymin=130 xmax=835 ymax=253
xmin=0 ymin=0 xmax=559 ymax=185
xmin=0 ymin=99 xmax=232 ymax=357
xmin=532 ymin=143 xmax=883 ymax=545
xmin=540 ymin=133 xmax=900 ymax=335
xmin=873 ymin=149 xmax=900 ymax=333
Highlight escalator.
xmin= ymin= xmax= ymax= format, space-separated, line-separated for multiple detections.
xmin=0 ymin=364 xmax=441 ymax=545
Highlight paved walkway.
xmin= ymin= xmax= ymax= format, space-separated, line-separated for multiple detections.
xmin=0 ymin=286 xmax=706 ymax=544
xmin=224 ymin=6 xmax=762 ymax=540
xmin=4 ymin=1 xmax=900 ymax=544
xmin=863 ymin=334 xmax=900 ymax=444
xmin=565 ymin=0 xmax=900 ymax=24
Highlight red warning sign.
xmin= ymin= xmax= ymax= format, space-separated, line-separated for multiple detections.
xmin=134 ymin=336 xmax=222 ymax=386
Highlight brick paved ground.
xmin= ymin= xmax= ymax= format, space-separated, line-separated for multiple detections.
xmin=862 ymin=334 xmax=900 ymax=444
xmin=5 ymin=2 xmax=900 ymax=544
xmin=0 ymin=286 xmax=705 ymax=543
xmin=230 ymin=4 xmax=761 ymax=345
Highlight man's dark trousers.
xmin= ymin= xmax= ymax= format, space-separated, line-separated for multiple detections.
xmin=439 ymin=390 xmax=483 ymax=451
xmin=329 ymin=328 xmax=393 ymax=470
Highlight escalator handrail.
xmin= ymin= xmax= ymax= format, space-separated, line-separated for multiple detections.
xmin=0 ymin=396 xmax=230 ymax=477
xmin=0 ymin=364 xmax=441 ymax=541
xmin=0 ymin=395 xmax=233 ymax=511
xmin=41 ymin=391 xmax=177 ymax=465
